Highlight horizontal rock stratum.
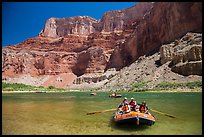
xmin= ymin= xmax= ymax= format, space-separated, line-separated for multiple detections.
xmin=2 ymin=2 xmax=202 ymax=88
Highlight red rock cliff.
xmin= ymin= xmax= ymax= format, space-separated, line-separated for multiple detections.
xmin=2 ymin=2 xmax=202 ymax=88
xmin=107 ymin=2 xmax=202 ymax=69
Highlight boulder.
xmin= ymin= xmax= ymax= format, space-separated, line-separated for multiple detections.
xmin=160 ymin=32 xmax=202 ymax=76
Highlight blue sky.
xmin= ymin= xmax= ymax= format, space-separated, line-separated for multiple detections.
xmin=2 ymin=2 xmax=138 ymax=47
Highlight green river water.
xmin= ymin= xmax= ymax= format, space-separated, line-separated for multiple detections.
xmin=2 ymin=91 xmax=202 ymax=135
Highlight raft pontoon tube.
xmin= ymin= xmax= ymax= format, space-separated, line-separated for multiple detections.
xmin=113 ymin=111 xmax=156 ymax=126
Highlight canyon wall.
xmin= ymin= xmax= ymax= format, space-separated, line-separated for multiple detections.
xmin=2 ymin=2 xmax=202 ymax=88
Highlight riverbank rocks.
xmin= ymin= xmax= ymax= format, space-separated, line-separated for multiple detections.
xmin=73 ymin=68 xmax=117 ymax=85
xmin=160 ymin=33 xmax=202 ymax=76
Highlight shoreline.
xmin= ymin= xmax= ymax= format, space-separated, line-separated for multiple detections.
xmin=2 ymin=88 xmax=202 ymax=93
xmin=145 ymin=88 xmax=202 ymax=93
xmin=2 ymin=90 xmax=69 ymax=93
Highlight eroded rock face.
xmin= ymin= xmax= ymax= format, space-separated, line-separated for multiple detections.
xmin=100 ymin=2 xmax=154 ymax=33
xmin=73 ymin=69 xmax=117 ymax=85
xmin=160 ymin=33 xmax=202 ymax=76
xmin=2 ymin=47 xmax=78 ymax=76
xmin=39 ymin=2 xmax=154 ymax=38
xmin=39 ymin=16 xmax=100 ymax=38
xmin=109 ymin=2 xmax=202 ymax=68
xmin=71 ymin=47 xmax=108 ymax=76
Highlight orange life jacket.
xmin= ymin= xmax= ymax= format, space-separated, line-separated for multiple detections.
xmin=140 ymin=105 xmax=146 ymax=113
xmin=122 ymin=105 xmax=129 ymax=112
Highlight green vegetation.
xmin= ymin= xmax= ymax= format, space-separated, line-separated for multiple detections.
xmin=48 ymin=86 xmax=55 ymax=90
xmin=128 ymin=80 xmax=202 ymax=92
xmin=2 ymin=82 xmax=66 ymax=91
xmin=155 ymin=81 xmax=202 ymax=90
xmin=130 ymin=80 xmax=151 ymax=92
xmin=2 ymin=80 xmax=202 ymax=92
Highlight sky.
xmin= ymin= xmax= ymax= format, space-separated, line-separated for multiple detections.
xmin=2 ymin=2 xmax=138 ymax=47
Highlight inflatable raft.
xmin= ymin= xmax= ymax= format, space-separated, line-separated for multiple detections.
xmin=109 ymin=94 xmax=122 ymax=98
xmin=90 ymin=92 xmax=97 ymax=96
xmin=113 ymin=111 xmax=156 ymax=126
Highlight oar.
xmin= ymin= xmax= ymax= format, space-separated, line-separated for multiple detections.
xmin=150 ymin=108 xmax=176 ymax=118
xmin=86 ymin=108 xmax=117 ymax=115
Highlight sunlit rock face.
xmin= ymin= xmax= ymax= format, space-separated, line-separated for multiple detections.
xmin=109 ymin=2 xmax=202 ymax=68
xmin=39 ymin=16 xmax=100 ymax=38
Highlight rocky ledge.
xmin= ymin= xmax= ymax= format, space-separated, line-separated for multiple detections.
xmin=160 ymin=32 xmax=202 ymax=76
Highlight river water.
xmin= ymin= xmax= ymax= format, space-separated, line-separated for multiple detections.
xmin=2 ymin=91 xmax=202 ymax=135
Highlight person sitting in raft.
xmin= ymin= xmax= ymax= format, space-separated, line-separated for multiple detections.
xmin=139 ymin=101 xmax=156 ymax=118
xmin=111 ymin=92 xmax=116 ymax=97
xmin=139 ymin=101 xmax=150 ymax=114
xmin=118 ymin=97 xmax=129 ymax=108
xmin=129 ymin=97 xmax=137 ymax=111
xmin=122 ymin=102 xmax=131 ymax=114
xmin=135 ymin=104 xmax=140 ymax=112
